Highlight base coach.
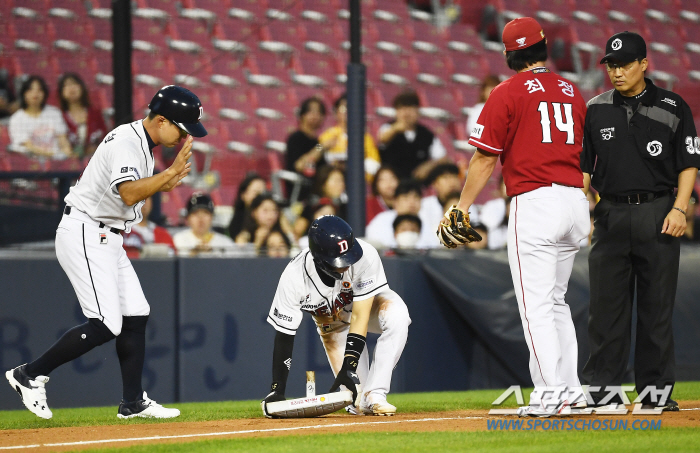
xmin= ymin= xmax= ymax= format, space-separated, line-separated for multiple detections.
xmin=581 ymin=31 xmax=700 ymax=410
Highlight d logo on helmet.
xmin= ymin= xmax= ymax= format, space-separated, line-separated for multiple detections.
xmin=338 ymin=240 xmax=349 ymax=253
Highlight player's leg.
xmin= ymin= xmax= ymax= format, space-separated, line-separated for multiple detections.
xmin=507 ymin=189 xmax=567 ymax=411
xmin=581 ymin=199 xmax=634 ymax=406
xmin=630 ymin=196 xmax=679 ymax=407
xmin=552 ymin=187 xmax=590 ymax=404
xmin=7 ymin=219 xmax=121 ymax=418
xmin=114 ymin=248 xmax=177 ymax=419
xmin=361 ymin=290 xmax=411 ymax=415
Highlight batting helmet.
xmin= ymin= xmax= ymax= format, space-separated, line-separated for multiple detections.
xmin=148 ymin=85 xmax=208 ymax=137
xmin=308 ymin=215 xmax=363 ymax=280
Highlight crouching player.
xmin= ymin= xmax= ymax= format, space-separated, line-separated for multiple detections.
xmin=262 ymin=215 xmax=411 ymax=416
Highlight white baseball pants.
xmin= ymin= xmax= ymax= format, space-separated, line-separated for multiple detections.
xmin=55 ymin=211 xmax=150 ymax=336
xmin=507 ymin=184 xmax=589 ymax=407
xmin=319 ymin=289 xmax=411 ymax=400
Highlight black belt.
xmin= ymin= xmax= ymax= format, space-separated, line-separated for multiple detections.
xmin=64 ymin=206 xmax=122 ymax=234
xmin=600 ymin=190 xmax=672 ymax=205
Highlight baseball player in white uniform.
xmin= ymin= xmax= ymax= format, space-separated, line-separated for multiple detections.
xmin=437 ymin=18 xmax=589 ymax=417
xmin=261 ymin=215 xmax=411 ymax=416
xmin=5 ymin=85 xmax=206 ymax=419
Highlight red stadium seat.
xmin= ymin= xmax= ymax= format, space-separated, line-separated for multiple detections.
xmin=214 ymin=16 xmax=262 ymax=45
xmin=414 ymin=53 xmax=453 ymax=86
xmin=144 ymin=0 xmax=187 ymax=16
xmin=373 ymin=22 xmax=414 ymax=53
xmin=411 ymin=20 xmax=449 ymax=53
xmin=379 ymin=52 xmax=418 ymax=85
xmin=132 ymin=52 xmax=175 ymax=87
xmin=447 ymin=24 xmax=483 ymax=54
xmin=170 ymin=16 xmax=214 ymax=52
xmin=254 ymin=86 xmax=296 ymax=119
xmin=500 ymin=0 xmax=540 ymax=16
xmin=648 ymin=48 xmax=691 ymax=82
xmin=131 ymin=14 xmax=171 ymax=51
xmin=647 ymin=22 xmax=687 ymax=48
xmin=299 ymin=0 xmax=340 ymax=20
xmin=372 ymin=0 xmax=410 ymax=22
xmin=210 ymin=54 xmax=250 ymax=86
xmin=646 ymin=0 xmax=681 ymax=17
xmin=248 ymin=51 xmax=292 ymax=84
xmin=451 ymin=54 xmax=491 ymax=85
xmin=608 ymin=0 xmax=650 ymax=25
xmin=12 ymin=15 xmax=54 ymax=49
xmin=683 ymin=17 xmax=700 ymax=45
xmin=419 ymin=84 xmax=464 ymax=119
xmin=292 ymin=51 xmax=343 ymax=86
xmin=266 ymin=0 xmax=302 ymax=16
xmin=189 ymin=0 xmax=231 ymax=17
xmin=51 ymin=0 xmax=91 ymax=15
xmin=572 ymin=0 xmax=611 ymax=21
xmin=51 ymin=15 xmax=95 ymax=51
xmin=55 ymin=51 xmax=97 ymax=78
xmin=12 ymin=51 xmax=58 ymax=82
xmin=261 ymin=20 xmax=307 ymax=46
xmin=536 ymin=0 xmax=576 ymax=23
xmin=218 ymin=87 xmax=258 ymax=121
xmin=258 ymin=118 xmax=297 ymax=151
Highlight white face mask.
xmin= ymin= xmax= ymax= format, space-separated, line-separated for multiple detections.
xmin=395 ymin=231 xmax=420 ymax=248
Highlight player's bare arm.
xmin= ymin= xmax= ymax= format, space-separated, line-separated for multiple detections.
xmin=456 ymin=149 xmax=499 ymax=213
xmin=348 ymin=296 xmax=374 ymax=338
xmin=662 ymin=167 xmax=698 ymax=237
xmin=119 ymin=137 xmax=193 ymax=205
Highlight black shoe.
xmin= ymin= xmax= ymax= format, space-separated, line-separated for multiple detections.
xmin=641 ymin=398 xmax=679 ymax=411
xmin=117 ymin=391 xmax=180 ymax=419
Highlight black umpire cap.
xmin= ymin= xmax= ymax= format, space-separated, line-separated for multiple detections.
xmin=149 ymin=85 xmax=208 ymax=137
xmin=600 ymin=31 xmax=647 ymax=64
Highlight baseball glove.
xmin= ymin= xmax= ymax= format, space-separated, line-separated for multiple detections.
xmin=436 ymin=205 xmax=482 ymax=248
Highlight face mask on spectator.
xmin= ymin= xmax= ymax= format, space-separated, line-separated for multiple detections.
xmin=395 ymin=231 xmax=420 ymax=249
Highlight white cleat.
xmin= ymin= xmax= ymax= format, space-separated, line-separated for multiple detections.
xmin=5 ymin=364 xmax=52 ymax=420
xmin=360 ymin=393 xmax=397 ymax=416
xmin=345 ymin=404 xmax=360 ymax=415
xmin=117 ymin=392 xmax=180 ymax=419
xmin=516 ymin=400 xmax=570 ymax=418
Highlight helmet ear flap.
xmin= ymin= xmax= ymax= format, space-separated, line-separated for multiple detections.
xmin=313 ymin=256 xmax=343 ymax=280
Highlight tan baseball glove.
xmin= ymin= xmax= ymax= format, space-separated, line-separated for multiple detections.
xmin=436 ymin=205 xmax=483 ymax=248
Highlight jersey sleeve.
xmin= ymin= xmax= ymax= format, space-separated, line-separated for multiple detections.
xmin=673 ymin=98 xmax=700 ymax=171
xmin=267 ymin=264 xmax=304 ymax=335
xmin=351 ymin=241 xmax=389 ymax=301
xmin=108 ymin=138 xmax=146 ymax=197
xmin=467 ymin=83 xmax=510 ymax=154
xmin=580 ymin=107 xmax=597 ymax=174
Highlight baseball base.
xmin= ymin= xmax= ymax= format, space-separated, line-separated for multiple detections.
xmin=264 ymin=390 xmax=354 ymax=418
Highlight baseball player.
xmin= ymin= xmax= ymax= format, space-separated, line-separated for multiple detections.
xmin=437 ymin=18 xmax=589 ymax=417
xmin=261 ymin=215 xmax=411 ymax=416
xmin=5 ymin=85 xmax=206 ymax=419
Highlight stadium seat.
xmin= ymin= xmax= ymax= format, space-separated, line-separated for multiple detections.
xmin=55 ymin=51 xmax=97 ymax=78
xmin=133 ymin=52 xmax=175 ymax=87
xmin=648 ymin=48 xmax=691 ymax=87
xmin=131 ymin=12 xmax=171 ymax=52
xmin=214 ymin=16 xmax=262 ymax=46
xmin=299 ymin=0 xmax=340 ymax=20
xmin=411 ymin=20 xmax=449 ymax=53
xmin=261 ymin=20 xmax=307 ymax=46
xmin=266 ymin=0 xmax=302 ymax=16
xmin=419 ymin=84 xmax=464 ymax=119
xmin=572 ymin=0 xmax=611 ymax=21
xmin=144 ymin=0 xmax=187 ymax=16
xmin=447 ymin=24 xmax=483 ymax=54
xmin=500 ymin=0 xmax=540 ymax=17
xmin=608 ymin=0 xmax=649 ymax=25
xmin=88 ymin=9 xmax=112 ymax=49
xmin=51 ymin=15 xmax=95 ymax=51
xmin=210 ymin=54 xmax=250 ymax=87
xmin=481 ymin=47 xmax=512 ymax=79
xmin=570 ymin=17 xmax=614 ymax=73
xmin=248 ymin=51 xmax=292 ymax=85
xmin=646 ymin=0 xmax=681 ymax=18
xmin=373 ymin=21 xmax=414 ymax=54
xmin=683 ymin=16 xmax=700 ymax=45
xmin=379 ymin=52 xmax=418 ymax=86
xmin=292 ymin=51 xmax=344 ymax=86
xmin=414 ymin=53 xmax=453 ymax=86
xmin=536 ymin=0 xmax=576 ymax=23
xmin=12 ymin=13 xmax=54 ymax=49
xmin=258 ymin=118 xmax=297 ymax=152
xmin=189 ymin=0 xmax=231 ymax=17
xmin=372 ymin=0 xmax=410 ymax=22
xmin=218 ymin=86 xmax=257 ymax=121
xmin=12 ymin=51 xmax=58 ymax=82
xmin=254 ymin=86 xmax=296 ymax=119
xmin=451 ymin=54 xmax=490 ymax=85
xmin=647 ymin=22 xmax=687 ymax=49
xmin=174 ymin=54 xmax=213 ymax=86
xmin=169 ymin=16 xmax=214 ymax=53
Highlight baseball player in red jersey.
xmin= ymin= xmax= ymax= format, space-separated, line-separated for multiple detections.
xmin=439 ymin=18 xmax=589 ymax=417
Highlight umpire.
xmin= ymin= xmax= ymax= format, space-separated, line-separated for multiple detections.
xmin=581 ymin=31 xmax=700 ymax=410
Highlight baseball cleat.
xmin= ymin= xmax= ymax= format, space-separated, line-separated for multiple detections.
xmin=360 ymin=393 xmax=396 ymax=416
xmin=641 ymin=398 xmax=679 ymax=412
xmin=516 ymin=400 xmax=570 ymax=418
xmin=117 ymin=392 xmax=180 ymax=419
xmin=5 ymin=364 xmax=52 ymax=419
xmin=344 ymin=404 xmax=360 ymax=415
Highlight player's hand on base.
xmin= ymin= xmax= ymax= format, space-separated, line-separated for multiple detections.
xmin=329 ymin=367 xmax=362 ymax=407
xmin=261 ymin=389 xmax=286 ymax=419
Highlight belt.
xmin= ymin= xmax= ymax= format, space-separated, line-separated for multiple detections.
xmin=64 ymin=206 xmax=122 ymax=235
xmin=599 ymin=190 xmax=672 ymax=205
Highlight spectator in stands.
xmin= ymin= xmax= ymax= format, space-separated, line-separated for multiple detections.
xmin=294 ymin=198 xmax=337 ymax=248
xmin=366 ymin=165 xmax=400 ymax=224
xmin=421 ymin=162 xmax=463 ymax=229
xmin=0 ymin=69 xmax=18 ymax=119
xmin=393 ymin=214 xmax=422 ymax=249
xmin=261 ymin=229 xmax=293 ymax=258
xmin=465 ymin=75 xmax=500 ymax=139
xmin=8 ymin=75 xmax=72 ymax=160
xmin=228 ymin=172 xmax=267 ymax=239
xmin=58 ymin=73 xmax=108 ymax=158
xmin=376 ymin=90 xmax=447 ymax=180
xmin=681 ymin=189 xmax=699 ymax=243
xmin=319 ymin=93 xmax=381 ymax=179
xmin=235 ymin=193 xmax=288 ymax=249
xmin=309 ymin=165 xmax=348 ymax=219
xmin=367 ymin=179 xmax=436 ymax=249
xmin=293 ymin=197 xmax=336 ymax=242
xmin=174 ymin=193 xmax=235 ymax=256
xmin=285 ymin=97 xmax=329 ymax=181
xmin=122 ymin=197 xmax=175 ymax=259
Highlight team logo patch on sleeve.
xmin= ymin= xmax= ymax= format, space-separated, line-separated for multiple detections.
xmin=357 ymin=279 xmax=374 ymax=290
xmin=121 ymin=167 xmax=128 ymax=173
xmin=471 ymin=124 xmax=484 ymax=139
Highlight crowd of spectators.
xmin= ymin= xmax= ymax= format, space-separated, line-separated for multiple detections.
xmin=2 ymin=73 xmax=698 ymax=258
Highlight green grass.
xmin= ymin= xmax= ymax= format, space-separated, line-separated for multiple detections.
xmin=3 ymin=382 xmax=700 ymax=452
xmin=82 ymin=429 xmax=700 ymax=453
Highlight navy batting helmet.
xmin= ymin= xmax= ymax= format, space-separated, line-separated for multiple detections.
xmin=149 ymin=85 xmax=207 ymax=137
xmin=308 ymin=215 xmax=363 ymax=280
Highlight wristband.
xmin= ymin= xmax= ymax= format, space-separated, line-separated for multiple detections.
xmin=343 ymin=333 xmax=366 ymax=371
xmin=673 ymin=207 xmax=686 ymax=215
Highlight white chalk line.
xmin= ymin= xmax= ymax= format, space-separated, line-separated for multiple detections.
xmin=0 ymin=416 xmax=484 ymax=450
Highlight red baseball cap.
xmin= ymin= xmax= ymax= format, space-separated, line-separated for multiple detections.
xmin=502 ymin=17 xmax=546 ymax=51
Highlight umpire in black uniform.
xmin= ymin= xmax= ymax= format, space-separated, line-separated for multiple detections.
xmin=581 ymin=31 xmax=700 ymax=410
